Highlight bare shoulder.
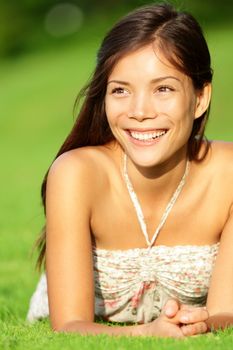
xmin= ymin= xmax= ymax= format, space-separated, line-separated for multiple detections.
xmin=47 ymin=144 xmax=118 ymax=193
xmin=210 ymin=140 xmax=233 ymax=157
xmin=49 ymin=146 xmax=107 ymax=174
xmin=209 ymin=140 xmax=233 ymax=171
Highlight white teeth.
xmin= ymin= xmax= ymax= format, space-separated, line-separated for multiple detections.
xmin=130 ymin=130 xmax=166 ymax=141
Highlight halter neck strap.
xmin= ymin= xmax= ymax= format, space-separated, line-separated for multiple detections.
xmin=123 ymin=154 xmax=190 ymax=248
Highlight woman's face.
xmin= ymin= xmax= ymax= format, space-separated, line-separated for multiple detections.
xmin=105 ymin=44 xmax=205 ymax=168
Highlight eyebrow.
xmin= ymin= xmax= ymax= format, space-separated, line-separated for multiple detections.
xmin=107 ymin=76 xmax=181 ymax=85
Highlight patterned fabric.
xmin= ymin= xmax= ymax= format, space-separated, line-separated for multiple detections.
xmin=27 ymin=243 xmax=219 ymax=323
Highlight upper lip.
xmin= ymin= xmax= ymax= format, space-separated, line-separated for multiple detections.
xmin=126 ymin=128 xmax=168 ymax=132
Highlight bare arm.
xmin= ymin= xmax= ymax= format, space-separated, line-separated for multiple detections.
xmin=46 ymin=151 xmax=95 ymax=330
xmin=206 ymin=204 xmax=233 ymax=330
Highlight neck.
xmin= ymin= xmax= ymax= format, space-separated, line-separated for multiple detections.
xmin=124 ymin=148 xmax=189 ymax=198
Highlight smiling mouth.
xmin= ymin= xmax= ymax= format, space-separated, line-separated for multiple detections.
xmin=127 ymin=129 xmax=168 ymax=142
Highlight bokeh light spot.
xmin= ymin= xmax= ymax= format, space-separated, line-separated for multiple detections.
xmin=44 ymin=3 xmax=83 ymax=37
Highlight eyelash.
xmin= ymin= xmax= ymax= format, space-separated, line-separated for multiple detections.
xmin=156 ymin=85 xmax=174 ymax=93
xmin=110 ymin=85 xmax=175 ymax=95
xmin=111 ymin=87 xmax=128 ymax=95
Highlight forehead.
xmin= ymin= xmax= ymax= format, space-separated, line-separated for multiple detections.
xmin=108 ymin=44 xmax=188 ymax=83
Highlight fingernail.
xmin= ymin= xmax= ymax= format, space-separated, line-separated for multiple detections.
xmin=165 ymin=308 xmax=173 ymax=316
xmin=181 ymin=315 xmax=189 ymax=323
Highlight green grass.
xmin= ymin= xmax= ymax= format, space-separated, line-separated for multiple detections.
xmin=1 ymin=319 xmax=233 ymax=350
xmin=0 ymin=23 xmax=233 ymax=349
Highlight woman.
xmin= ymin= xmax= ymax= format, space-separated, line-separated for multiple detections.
xmin=27 ymin=3 xmax=233 ymax=337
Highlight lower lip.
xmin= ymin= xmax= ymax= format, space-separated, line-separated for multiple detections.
xmin=126 ymin=131 xmax=167 ymax=146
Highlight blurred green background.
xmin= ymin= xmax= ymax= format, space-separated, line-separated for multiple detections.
xmin=0 ymin=0 xmax=233 ymax=321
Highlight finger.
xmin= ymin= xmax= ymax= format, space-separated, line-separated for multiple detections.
xmin=181 ymin=322 xmax=208 ymax=336
xmin=179 ymin=308 xmax=209 ymax=324
xmin=180 ymin=304 xmax=191 ymax=311
xmin=163 ymin=299 xmax=180 ymax=318
xmin=180 ymin=304 xmax=207 ymax=312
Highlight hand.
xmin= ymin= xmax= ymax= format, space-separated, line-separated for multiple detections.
xmin=142 ymin=313 xmax=184 ymax=338
xmin=163 ymin=299 xmax=209 ymax=336
xmin=140 ymin=299 xmax=208 ymax=338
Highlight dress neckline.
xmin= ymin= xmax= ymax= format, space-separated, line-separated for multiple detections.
xmin=93 ymin=242 xmax=220 ymax=255
xmin=122 ymin=153 xmax=190 ymax=248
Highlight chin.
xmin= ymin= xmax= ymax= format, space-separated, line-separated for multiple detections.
xmin=126 ymin=150 xmax=165 ymax=169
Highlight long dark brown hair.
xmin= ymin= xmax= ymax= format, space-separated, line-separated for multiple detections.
xmin=36 ymin=3 xmax=213 ymax=269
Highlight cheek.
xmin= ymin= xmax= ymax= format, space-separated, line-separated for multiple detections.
xmin=166 ymin=96 xmax=195 ymax=123
xmin=166 ymin=97 xmax=196 ymax=141
xmin=105 ymin=97 xmax=126 ymax=125
xmin=154 ymin=94 xmax=185 ymax=115
xmin=105 ymin=103 xmax=119 ymax=132
xmin=159 ymin=98 xmax=177 ymax=114
xmin=105 ymin=98 xmax=114 ymax=124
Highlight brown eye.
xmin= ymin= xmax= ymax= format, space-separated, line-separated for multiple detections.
xmin=157 ymin=86 xmax=174 ymax=93
xmin=112 ymin=87 xmax=126 ymax=94
xmin=111 ymin=86 xmax=129 ymax=97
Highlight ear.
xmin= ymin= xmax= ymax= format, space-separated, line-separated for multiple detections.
xmin=194 ymin=83 xmax=212 ymax=119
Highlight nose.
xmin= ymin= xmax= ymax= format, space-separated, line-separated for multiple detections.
xmin=128 ymin=93 xmax=156 ymax=121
